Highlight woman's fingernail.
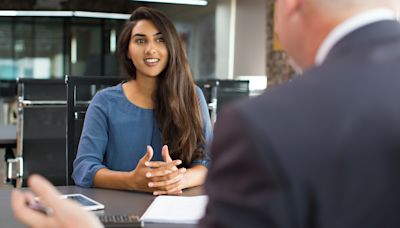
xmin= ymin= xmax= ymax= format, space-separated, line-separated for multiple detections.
xmin=153 ymin=191 xmax=159 ymax=195
xmin=146 ymin=173 xmax=152 ymax=177
xmin=148 ymin=182 xmax=154 ymax=187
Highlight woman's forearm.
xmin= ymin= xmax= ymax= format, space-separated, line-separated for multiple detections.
xmin=93 ymin=164 xmax=208 ymax=192
xmin=93 ymin=168 xmax=135 ymax=190
xmin=182 ymin=165 xmax=208 ymax=189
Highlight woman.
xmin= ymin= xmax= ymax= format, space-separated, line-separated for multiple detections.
xmin=72 ymin=7 xmax=212 ymax=195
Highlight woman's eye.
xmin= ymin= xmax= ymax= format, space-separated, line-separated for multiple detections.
xmin=156 ymin=38 xmax=165 ymax=43
xmin=136 ymin=39 xmax=145 ymax=44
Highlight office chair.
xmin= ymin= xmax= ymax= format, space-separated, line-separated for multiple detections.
xmin=65 ymin=76 xmax=123 ymax=185
xmin=196 ymin=80 xmax=219 ymax=124
xmin=9 ymin=78 xmax=67 ymax=187
xmin=196 ymin=79 xmax=250 ymax=124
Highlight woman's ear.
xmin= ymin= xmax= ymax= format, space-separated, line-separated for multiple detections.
xmin=126 ymin=52 xmax=131 ymax=60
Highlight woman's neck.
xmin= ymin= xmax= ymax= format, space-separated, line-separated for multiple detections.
xmin=123 ymin=76 xmax=157 ymax=109
xmin=134 ymin=75 xmax=157 ymax=99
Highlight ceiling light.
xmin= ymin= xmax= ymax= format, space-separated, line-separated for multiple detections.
xmin=0 ymin=10 xmax=130 ymax=19
xmin=0 ymin=10 xmax=73 ymax=17
xmin=74 ymin=11 xmax=130 ymax=19
xmin=131 ymin=0 xmax=208 ymax=6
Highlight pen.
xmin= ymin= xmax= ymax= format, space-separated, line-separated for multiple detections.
xmin=28 ymin=200 xmax=53 ymax=216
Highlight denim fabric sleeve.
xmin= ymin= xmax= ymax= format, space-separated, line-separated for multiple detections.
xmin=191 ymin=86 xmax=213 ymax=168
xmin=72 ymin=91 xmax=108 ymax=187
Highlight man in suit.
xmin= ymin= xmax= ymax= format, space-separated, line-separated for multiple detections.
xmin=200 ymin=0 xmax=400 ymax=227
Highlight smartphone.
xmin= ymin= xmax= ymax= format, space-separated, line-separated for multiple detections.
xmin=61 ymin=194 xmax=105 ymax=211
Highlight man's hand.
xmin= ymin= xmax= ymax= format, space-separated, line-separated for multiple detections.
xmin=11 ymin=174 xmax=103 ymax=228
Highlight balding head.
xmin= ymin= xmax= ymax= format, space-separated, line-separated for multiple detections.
xmin=312 ymin=0 xmax=398 ymax=18
xmin=274 ymin=0 xmax=398 ymax=70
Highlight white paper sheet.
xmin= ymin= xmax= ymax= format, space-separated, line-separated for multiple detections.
xmin=140 ymin=195 xmax=208 ymax=224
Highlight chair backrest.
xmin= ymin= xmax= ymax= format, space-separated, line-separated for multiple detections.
xmin=16 ymin=78 xmax=67 ymax=187
xmin=196 ymin=79 xmax=250 ymax=124
xmin=0 ymin=79 xmax=17 ymax=98
xmin=65 ymin=76 xmax=123 ymax=185
xmin=216 ymin=79 xmax=250 ymax=109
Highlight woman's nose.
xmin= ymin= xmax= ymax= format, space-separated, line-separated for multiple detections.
xmin=145 ymin=41 xmax=157 ymax=54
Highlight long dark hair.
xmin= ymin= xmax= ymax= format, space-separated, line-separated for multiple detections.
xmin=117 ymin=7 xmax=206 ymax=166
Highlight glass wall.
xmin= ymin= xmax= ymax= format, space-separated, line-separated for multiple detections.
xmin=0 ymin=17 xmax=125 ymax=81
xmin=14 ymin=18 xmax=33 ymax=78
xmin=103 ymin=20 xmax=122 ymax=76
xmin=0 ymin=3 xmax=218 ymax=81
xmin=69 ymin=19 xmax=102 ymax=76
xmin=34 ymin=18 xmax=64 ymax=78
xmin=0 ymin=18 xmax=13 ymax=80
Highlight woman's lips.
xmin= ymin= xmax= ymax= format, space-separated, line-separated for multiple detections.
xmin=144 ymin=58 xmax=160 ymax=67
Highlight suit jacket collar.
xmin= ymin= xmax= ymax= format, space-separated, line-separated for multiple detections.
xmin=324 ymin=20 xmax=400 ymax=64
xmin=316 ymin=9 xmax=396 ymax=65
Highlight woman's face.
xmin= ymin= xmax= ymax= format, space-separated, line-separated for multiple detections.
xmin=128 ymin=19 xmax=169 ymax=79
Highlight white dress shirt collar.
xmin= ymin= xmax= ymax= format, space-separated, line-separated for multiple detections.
xmin=315 ymin=8 xmax=396 ymax=65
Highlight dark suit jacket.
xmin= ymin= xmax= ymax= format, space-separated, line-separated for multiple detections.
xmin=200 ymin=20 xmax=400 ymax=228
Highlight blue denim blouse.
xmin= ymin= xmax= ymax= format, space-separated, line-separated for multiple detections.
xmin=72 ymin=83 xmax=212 ymax=187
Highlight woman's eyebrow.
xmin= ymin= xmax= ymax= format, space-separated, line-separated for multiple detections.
xmin=131 ymin=33 xmax=146 ymax=38
xmin=131 ymin=32 xmax=162 ymax=38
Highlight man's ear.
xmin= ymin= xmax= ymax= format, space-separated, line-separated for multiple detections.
xmin=285 ymin=0 xmax=303 ymax=17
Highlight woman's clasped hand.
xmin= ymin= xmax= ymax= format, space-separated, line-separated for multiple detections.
xmin=129 ymin=145 xmax=187 ymax=195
